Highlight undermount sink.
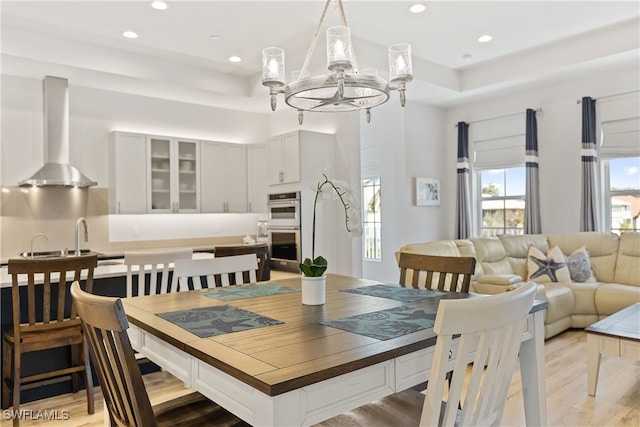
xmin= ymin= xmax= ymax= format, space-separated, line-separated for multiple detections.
xmin=20 ymin=249 xmax=95 ymax=259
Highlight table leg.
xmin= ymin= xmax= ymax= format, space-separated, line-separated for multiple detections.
xmin=586 ymin=333 xmax=601 ymax=396
xmin=519 ymin=310 xmax=548 ymax=427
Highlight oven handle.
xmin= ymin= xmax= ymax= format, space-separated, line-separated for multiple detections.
xmin=267 ymin=200 xmax=299 ymax=207
xmin=268 ymin=226 xmax=300 ymax=231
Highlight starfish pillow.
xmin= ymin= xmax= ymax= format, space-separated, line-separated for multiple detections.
xmin=526 ymin=245 xmax=571 ymax=283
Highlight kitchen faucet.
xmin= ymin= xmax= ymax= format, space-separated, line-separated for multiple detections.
xmin=30 ymin=233 xmax=48 ymax=259
xmin=75 ymin=217 xmax=88 ymax=256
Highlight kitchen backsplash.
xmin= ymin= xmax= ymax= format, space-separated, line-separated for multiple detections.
xmin=1 ymin=186 xmax=265 ymax=262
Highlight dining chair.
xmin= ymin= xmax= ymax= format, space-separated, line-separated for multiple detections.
xmin=124 ymin=248 xmax=192 ymax=297
xmin=214 ymin=243 xmax=269 ymax=281
xmin=2 ymin=254 xmax=98 ymax=425
xmin=398 ymin=252 xmax=477 ymax=293
xmin=172 ymin=254 xmax=259 ymax=291
xmin=69 ymin=281 xmax=250 ymax=427
xmin=316 ymin=281 xmax=537 ymax=427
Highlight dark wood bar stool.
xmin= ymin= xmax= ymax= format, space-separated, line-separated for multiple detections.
xmin=214 ymin=242 xmax=269 ymax=281
xmin=1 ymin=254 xmax=98 ymax=425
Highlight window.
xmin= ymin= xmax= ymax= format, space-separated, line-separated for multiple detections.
xmin=362 ymin=178 xmax=381 ymax=260
xmin=479 ymin=167 xmax=526 ymax=236
xmin=603 ymin=156 xmax=640 ymax=234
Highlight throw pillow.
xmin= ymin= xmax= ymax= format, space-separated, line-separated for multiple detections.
xmin=566 ymin=246 xmax=595 ymax=282
xmin=526 ymin=245 xmax=571 ymax=283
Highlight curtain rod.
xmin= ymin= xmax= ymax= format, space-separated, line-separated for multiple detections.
xmin=454 ymin=107 xmax=542 ymax=128
xmin=576 ymin=89 xmax=640 ymax=104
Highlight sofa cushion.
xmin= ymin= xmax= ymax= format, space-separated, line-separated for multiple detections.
xmin=470 ymin=237 xmax=513 ymax=275
xmin=498 ymin=234 xmax=549 ymax=279
xmin=613 ymin=232 xmax=640 ymax=287
xmin=563 ymin=281 xmax=599 ymax=315
xmin=396 ymin=240 xmax=462 ymax=259
xmin=536 ymin=283 xmax=575 ymax=325
xmin=595 ymin=283 xmax=640 ymax=315
xmin=526 ymin=246 xmax=571 ymax=283
xmin=547 ymin=232 xmax=619 ymax=283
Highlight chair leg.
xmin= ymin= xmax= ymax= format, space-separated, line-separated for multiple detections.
xmin=1 ymin=339 xmax=11 ymax=409
xmin=12 ymin=344 xmax=20 ymax=427
xmin=71 ymin=344 xmax=79 ymax=393
xmin=82 ymin=342 xmax=94 ymax=414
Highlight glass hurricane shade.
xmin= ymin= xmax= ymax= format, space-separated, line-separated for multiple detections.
xmin=262 ymin=47 xmax=285 ymax=86
xmin=326 ymin=26 xmax=353 ymax=72
xmin=388 ymin=43 xmax=413 ymax=84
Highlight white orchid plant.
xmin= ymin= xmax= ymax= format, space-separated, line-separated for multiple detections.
xmin=300 ymin=173 xmax=362 ymax=277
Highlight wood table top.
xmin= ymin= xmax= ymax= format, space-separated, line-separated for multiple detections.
xmin=121 ymin=274 xmax=544 ymax=397
xmin=585 ymin=302 xmax=640 ymax=341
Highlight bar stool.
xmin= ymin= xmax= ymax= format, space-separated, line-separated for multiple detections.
xmin=1 ymin=254 xmax=98 ymax=426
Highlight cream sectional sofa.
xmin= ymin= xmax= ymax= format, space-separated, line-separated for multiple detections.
xmin=396 ymin=232 xmax=640 ymax=339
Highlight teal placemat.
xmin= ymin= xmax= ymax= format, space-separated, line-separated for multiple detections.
xmin=201 ymin=283 xmax=300 ymax=301
xmin=341 ymin=284 xmax=446 ymax=302
xmin=157 ymin=305 xmax=283 ymax=338
xmin=320 ymin=305 xmax=437 ymax=341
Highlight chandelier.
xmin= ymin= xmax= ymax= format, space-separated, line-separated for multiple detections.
xmin=261 ymin=0 xmax=413 ymax=124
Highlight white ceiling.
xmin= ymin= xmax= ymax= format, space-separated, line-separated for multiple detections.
xmin=1 ymin=0 xmax=639 ymax=113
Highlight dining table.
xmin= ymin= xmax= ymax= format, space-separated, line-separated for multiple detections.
xmin=121 ymin=273 xmax=548 ymax=426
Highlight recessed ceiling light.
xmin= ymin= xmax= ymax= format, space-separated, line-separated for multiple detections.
xmin=123 ymin=31 xmax=138 ymax=39
xmin=228 ymin=56 xmax=242 ymax=63
xmin=462 ymin=53 xmax=472 ymax=61
xmin=477 ymin=35 xmax=493 ymax=43
xmin=210 ymin=35 xmax=220 ymax=40
xmin=409 ymin=4 xmax=426 ymax=13
xmin=151 ymin=1 xmax=168 ymax=10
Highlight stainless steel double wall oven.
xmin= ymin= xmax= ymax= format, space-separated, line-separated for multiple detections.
xmin=267 ymin=192 xmax=301 ymax=272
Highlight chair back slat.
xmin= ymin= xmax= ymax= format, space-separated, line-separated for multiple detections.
xmin=8 ymin=255 xmax=98 ymax=333
xmin=173 ymin=254 xmax=259 ymax=291
xmin=214 ymin=243 xmax=269 ymax=281
xmin=71 ymin=282 xmax=158 ymax=427
xmin=398 ymin=253 xmax=476 ymax=293
xmin=124 ymin=248 xmax=192 ymax=297
xmin=420 ymin=281 xmax=536 ymax=427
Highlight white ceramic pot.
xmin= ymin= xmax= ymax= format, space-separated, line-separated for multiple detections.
xmin=301 ymin=275 xmax=326 ymax=305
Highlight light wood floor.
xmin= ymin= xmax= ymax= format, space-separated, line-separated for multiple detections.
xmin=7 ymin=329 xmax=639 ymax=426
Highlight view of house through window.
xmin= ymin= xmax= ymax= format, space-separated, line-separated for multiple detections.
xmin=604 ymin=156 xmax=640 ymax=234
xmin=362 ymin=178 xmax=381 ymax=260
xmin=479 ymin=167 xmax=526 ymax=236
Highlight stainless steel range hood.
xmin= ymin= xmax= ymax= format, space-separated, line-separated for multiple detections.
xmin=19 ymin=76 xmax=97 ymax=187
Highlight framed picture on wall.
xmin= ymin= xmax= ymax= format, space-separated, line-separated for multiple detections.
xmin=416 ymin=177 xmax=440 ymax=206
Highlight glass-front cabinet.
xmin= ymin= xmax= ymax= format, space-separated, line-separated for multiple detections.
xmin=148 ymin=136 xmax=200 ymax=213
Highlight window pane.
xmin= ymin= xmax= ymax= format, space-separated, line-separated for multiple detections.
xmin=610 ymin=157 xmax=640 ymax=190
xmin=608 ymin=156 xmax=640 ymax=234
xmin=362 ymin=178 xmax=381 ymax=261
xmin=479 ymin=166 xmax=525 ymax=236
xmin=505 ymin=167 xmax=526 ymax=196
xmin=481 ymin=169 xmax=504 ymax=197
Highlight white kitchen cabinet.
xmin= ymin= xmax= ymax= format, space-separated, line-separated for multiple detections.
xmin=147 ymin=136 xmax=200 ymax=213
xmin=247 ymin=144 xmax=268 ymax=213
xmin=200 ymin=141 xmax=247 ymax=213
xmin=109 ymin=132 xmax=147 ymax=214
xmin=268 ymin=131 xmax=300 ymax=185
